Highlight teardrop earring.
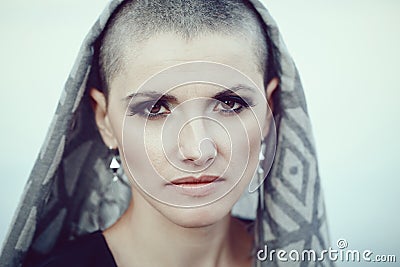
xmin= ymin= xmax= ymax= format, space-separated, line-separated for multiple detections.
xmin=248 ymin=141 xmax=266 ymax=193
xmin=256 ymin=141 xmax=266 ymax=253
xmin=109 ymin=147 xmax=121 ymax=182
xmin=258 ymin=141 xmax=266 ymax=211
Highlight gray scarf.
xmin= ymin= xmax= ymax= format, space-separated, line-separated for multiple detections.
xmin=0 ymin=1 xmax=333 ymax=266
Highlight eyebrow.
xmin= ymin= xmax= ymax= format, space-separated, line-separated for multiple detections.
xmin=214 ymin=84 xmax=256 ymax=98
xmin=123 ymin=91 xmax=178 ymax=103
xmin=122 ymin=84 xmax=256 ymax=102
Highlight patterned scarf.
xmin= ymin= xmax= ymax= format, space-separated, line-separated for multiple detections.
xmin=0 ymin=1 xmax=333 ymax=266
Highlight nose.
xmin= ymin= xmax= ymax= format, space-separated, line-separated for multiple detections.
xmin=178 ymin=119 xmax=217 ymax=166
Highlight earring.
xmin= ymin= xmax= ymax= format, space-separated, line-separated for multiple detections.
xmin=257 ymin=141 xmax=266 ymax=211
xmin=109 ymin=147 xmax=121 ymax=182
xmin=248 ymin=141 xmax=267 ymax=193
xmin=255 ymin=141 xmax=266 ymax=252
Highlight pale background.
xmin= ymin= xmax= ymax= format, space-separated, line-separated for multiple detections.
xmin=0 ymin=0 xmax=399 ymax=265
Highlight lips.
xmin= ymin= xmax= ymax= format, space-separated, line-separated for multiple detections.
xmin=170 ymin=175 xmax=220 ymax=186
xmin=167 ymin=175 xmax=224 ymax=197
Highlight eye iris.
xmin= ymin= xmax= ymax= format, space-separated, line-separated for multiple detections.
xmin=149 ymin=104 xmax=161 ymax=114
xmin=222 ymin=100 xmax=235 ymax=109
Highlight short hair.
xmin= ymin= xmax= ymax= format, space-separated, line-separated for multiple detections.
xmin=88 ymin=0 xmax=280 ymax=98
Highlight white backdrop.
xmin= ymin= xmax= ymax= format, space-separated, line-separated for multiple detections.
xmin=1 ymin=0 xmax=399 ymax=265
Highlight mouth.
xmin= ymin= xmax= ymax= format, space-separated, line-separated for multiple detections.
xmin=170 ymin=175 xmax=220 ymax=186
xmin=167 ymin=175 xmax=224 ymax=197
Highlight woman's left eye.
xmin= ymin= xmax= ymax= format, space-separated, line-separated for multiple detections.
xmin=213 ymin=97 xmax=249 ymax=114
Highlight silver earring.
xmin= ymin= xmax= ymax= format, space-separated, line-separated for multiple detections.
xmin=255 ymin=141 xmax=266 ymax=252
xmin=248 ymin=141 xmax=267 ymax=193
xmin=109 ymin=147 xmax=121 ymax=182
xmin=258 ymin=141 xmax=266 ymax=211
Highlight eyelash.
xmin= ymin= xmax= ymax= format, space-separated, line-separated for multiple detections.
xmin=127 ymin=95 xmax=253 ymax=119
xmin=213 ymin=96 xmax=252 ymax=116
xmin=127 ymin=100 xmax=171 ymax=120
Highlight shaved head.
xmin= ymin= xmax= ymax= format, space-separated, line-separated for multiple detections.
xmin=89 ymin=0 xmax=280 ymax=96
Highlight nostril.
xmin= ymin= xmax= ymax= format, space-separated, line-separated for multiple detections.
xmin=193 ymin=138 xmax=217 ymax=165
xmin=180 ymin=137 xmax=217 ymax=166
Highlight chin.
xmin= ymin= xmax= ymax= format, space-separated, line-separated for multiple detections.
xmin=161 ymin=201 xmax=232 ymax=228
xmin=132 ymin=179 xmax=247 ymax=228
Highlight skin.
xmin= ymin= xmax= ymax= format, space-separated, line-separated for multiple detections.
xmin=90 ymin=33 xmax=278 ymax=267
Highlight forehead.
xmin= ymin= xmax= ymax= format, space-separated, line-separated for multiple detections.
xmin=110 ymin=32 xmax=265 ymax=97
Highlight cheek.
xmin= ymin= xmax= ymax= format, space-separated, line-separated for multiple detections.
xmin=231 ymin=124 xmax=260 ymax=175
xmin=143 ymin=125 xmax=167 ymax=173
xmin=119 ymin=117 xmax=163 ymax=186
xmin=222 ymin=112 xmax=264 ymax=184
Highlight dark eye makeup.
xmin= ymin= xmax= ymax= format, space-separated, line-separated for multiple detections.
xmin=126 ymin=89 xmax=256 ymax=120
xmin=127 ymin=99 xmax=172 ymax=120
xmin=212 ymin=91 xmax=255 ymax=116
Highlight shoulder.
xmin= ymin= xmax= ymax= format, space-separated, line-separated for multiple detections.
xmin=25 ymin=231 xmax=117 ymax=267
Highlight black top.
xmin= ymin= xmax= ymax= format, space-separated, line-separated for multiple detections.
xmin=25 ymin=231 xmax=117 ymax=267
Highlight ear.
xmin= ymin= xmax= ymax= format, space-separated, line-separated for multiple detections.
xmin=266 ymin=77 xmax=279 ymax=111
xmin=262 ymin=77 xmax=279 ymax=138
xmin=89 ymin=88 xmax=118 ymax=149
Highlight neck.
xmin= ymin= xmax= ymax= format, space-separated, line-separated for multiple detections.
xmin=104 ymin=192 xmax=253 ymax=267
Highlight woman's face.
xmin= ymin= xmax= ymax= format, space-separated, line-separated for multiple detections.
xmin=95 ymin=33 xmax=277 ymax=227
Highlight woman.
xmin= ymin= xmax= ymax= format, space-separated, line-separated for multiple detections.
xmin=0 ymin=0 xmax=332 ymax=266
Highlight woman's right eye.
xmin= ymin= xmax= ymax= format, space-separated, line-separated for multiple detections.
xmin=145 ymin=102 xmax=171 ymax=118
xmin=128 ymin=100 xmax=171 ymax=119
